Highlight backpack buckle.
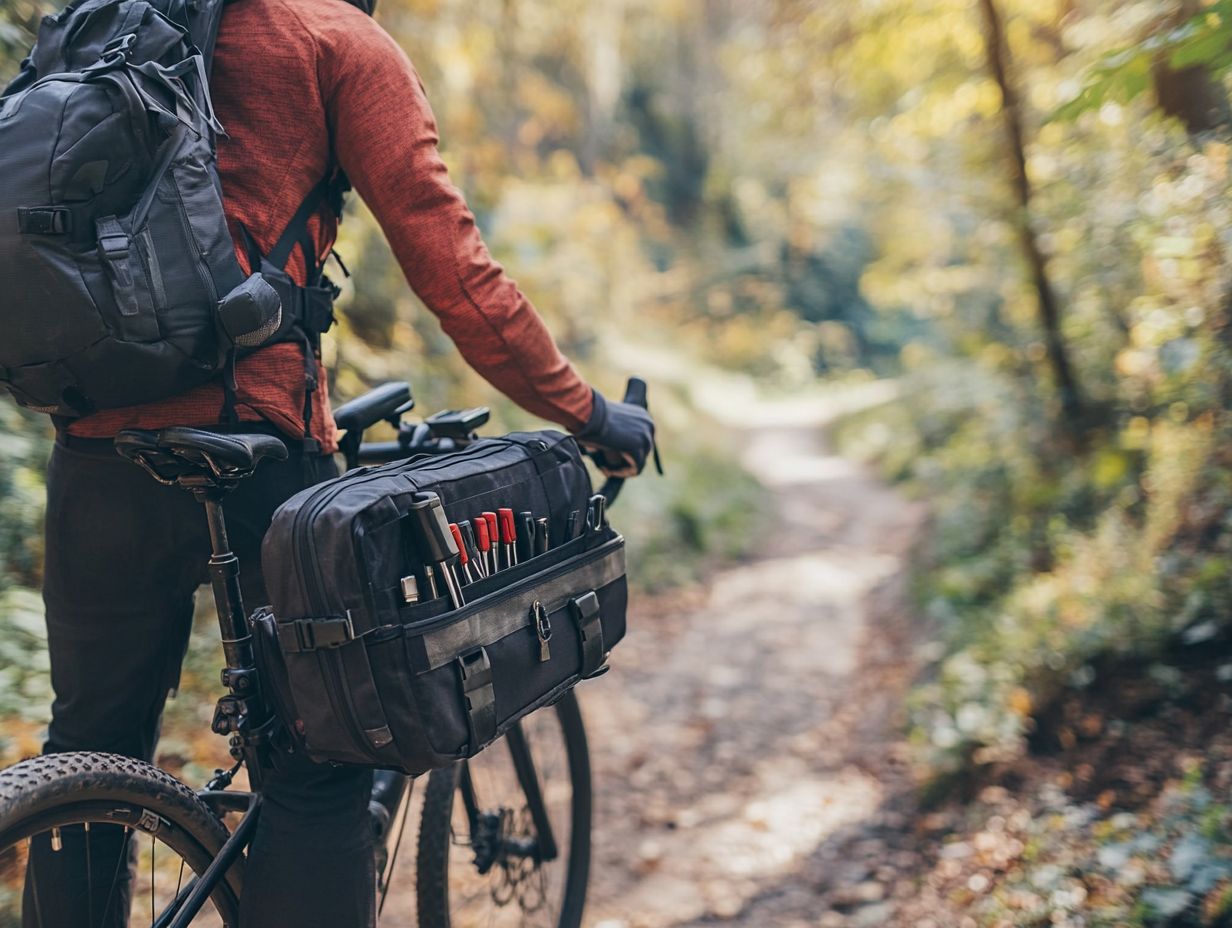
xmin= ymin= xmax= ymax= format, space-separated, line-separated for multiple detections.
xmin=98 ymin=232 xmax=129 ymax=260
xmin=17 ymin=207 xmax=71 ymax=235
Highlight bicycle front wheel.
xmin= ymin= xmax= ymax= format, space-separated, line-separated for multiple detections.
xmin=416 ymin=690 xmax=591 ymax=928
xmin=0 ymin=752 xmax=241 ymax=928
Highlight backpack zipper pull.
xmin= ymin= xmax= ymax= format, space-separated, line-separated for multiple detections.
xmin=533 ymin=601 xmax=551 ymax=662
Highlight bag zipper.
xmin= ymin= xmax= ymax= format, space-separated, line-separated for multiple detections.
xmin=290 ymin=458 xmax=422 ymax=620
xmin=320 ymin=650 xmax=377 ymax=756
xmin=139 ymin=229 xmax=167 ymax=307
xmin=169 ymin=169 xmax=219 ymax=303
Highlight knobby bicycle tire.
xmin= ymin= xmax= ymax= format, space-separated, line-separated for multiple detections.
xmin=415 ymin=690 xmax=592 ymax=928
xmin=0 ymin=752 xmax=241 ymax=927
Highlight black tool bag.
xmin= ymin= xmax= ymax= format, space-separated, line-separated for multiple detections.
xmin=252 ymin=430 xmax=627 ymax=775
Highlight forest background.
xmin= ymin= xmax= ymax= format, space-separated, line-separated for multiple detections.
xmin=3 ymin=0 xmax=1232 ymax=924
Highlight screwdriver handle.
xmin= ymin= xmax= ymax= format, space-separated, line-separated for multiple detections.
xmin=449 ymin=523 xmax=469 ymax=568
xmin=474 ymin=516 xmax=491 ymax=554
xmin=458 ymin=520 xmax=484 ymax=578
xmin=498 ymin=508 xmax=517 ymax=544
xmin=409 ymin=492 xmax=458 ymax=563
xmin=515 ymin=511 xmax=535 ymax=562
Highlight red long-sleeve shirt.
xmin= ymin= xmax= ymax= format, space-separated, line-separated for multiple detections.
xmin=68 ymin=0 xmax=594 ymax=452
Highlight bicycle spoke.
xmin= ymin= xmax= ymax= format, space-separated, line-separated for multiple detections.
xmin=99 ymin=827 xmax=132 ymax=927
xmin=420 ymin=698 xmax=585 ymax=928
xmin=28 ymin=837 xmax=44 ymax=928
xmin=151 ymin=833 xmax=156 ymax=925
xmin=379 ymin=786 xmax=413 ymax=915
xmin=456 ymin=718 xmax=572 ymax=925
xmin=85 ymin=822 xmax=94 ymax=928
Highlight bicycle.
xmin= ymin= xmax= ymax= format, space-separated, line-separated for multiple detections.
xmin=0 ymin=377 xmax=643 ymax=927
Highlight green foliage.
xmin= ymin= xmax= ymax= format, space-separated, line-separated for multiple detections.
xmin=1053 ymin=1 xmax=1232 ymax=122
xmin=841 ymin=343 xmax=1232 ymax=776
xmin=974 ymin=775 xmax=1232 ymax=927
xmin=0 ymin=403 xmax=49 ymax=591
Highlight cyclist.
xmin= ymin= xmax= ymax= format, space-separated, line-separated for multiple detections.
xmin=29 ymin=0 xmax=655 ymax=924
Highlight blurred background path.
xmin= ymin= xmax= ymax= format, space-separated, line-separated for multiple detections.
xmin=583 ymin=384 xmax=928 ymax=927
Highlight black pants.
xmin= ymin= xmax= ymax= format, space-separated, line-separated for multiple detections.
xmin=29 ymin=432 xmax=375 ymax=927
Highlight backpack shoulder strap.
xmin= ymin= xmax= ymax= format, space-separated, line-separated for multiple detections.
xmin=149 ymin=0 xmax=227 ymax=77
xmin=266 ymin=169 xmax=350 ymax=277
xmin=187 ymin=0 xmax=228 ymax=77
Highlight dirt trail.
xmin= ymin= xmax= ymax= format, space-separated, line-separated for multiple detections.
xmin=582 ymin=387 xmax=928 ymax=927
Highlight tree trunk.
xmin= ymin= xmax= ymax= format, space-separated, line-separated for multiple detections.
xmin=978 ymin=0 xmax=1085 ymax=435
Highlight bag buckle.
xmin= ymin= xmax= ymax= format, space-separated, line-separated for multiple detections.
xmin=17 ymin=207 xmax=71 ymax=236
xmin=96 ymin=220 xmax=130 ymax=261
xmin=276 ymin=615 xmax=354 ymax=653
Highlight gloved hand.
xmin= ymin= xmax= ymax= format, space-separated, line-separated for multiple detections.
xmin=574 ymin=389 xmax=656 ymax=478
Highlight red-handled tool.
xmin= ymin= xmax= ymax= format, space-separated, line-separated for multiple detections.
xmin=449 ymin=523 xmax=474 ymax=585
xmin=474 ymin=516 xmax=493 ymax=577
xmin=498 ymin=508 xmax=517 ymax=568
xmin=481 ymin=511 xmax=499 ymax=573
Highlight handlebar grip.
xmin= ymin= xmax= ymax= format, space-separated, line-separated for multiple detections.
xmin=623 ymin=377 xmax=648 ymax=409
xmin=599 ymin=376 xmax=650 ymax=505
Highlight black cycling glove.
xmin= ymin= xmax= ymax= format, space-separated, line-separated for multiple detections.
xmin=575 ymin=389 xmax=656 ymax=475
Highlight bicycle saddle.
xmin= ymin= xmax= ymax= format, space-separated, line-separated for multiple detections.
xmin=116 ymin=427 xmax=288 ymax=488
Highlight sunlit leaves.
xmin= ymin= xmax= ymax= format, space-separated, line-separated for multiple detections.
xmin=1052 ymin=0 xmax=1232 ymax=122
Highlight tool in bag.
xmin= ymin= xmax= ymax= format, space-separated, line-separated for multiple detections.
xmin=0 ymin=0 xmax=372 ymax=418
xmin=251 ymin=429 xmax=629 ymax=776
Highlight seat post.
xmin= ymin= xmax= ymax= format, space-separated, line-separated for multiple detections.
xmin=196 ymin=487 xmax=269 ymax=788
xmin=195 ymin=489 xmax=252 ymax=676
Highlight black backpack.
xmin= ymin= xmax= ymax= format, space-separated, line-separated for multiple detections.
xmin=0 ymin=0 xmax=345 ymax=422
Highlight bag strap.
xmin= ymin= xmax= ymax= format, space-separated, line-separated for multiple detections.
xmin=266 ymin=179 xmax=332 ymax=273
xmin=457 ymin=648 xmax=497 ymax=750
xmin=570 ymin=591 xmax=606 ymax=678
xmin=153 ymin=0 xmax=227 ymax=77
xmin=266 ymin=168 xmax=351 ymax=278
xmin=186 ymin=0 xmax=228 ymax=79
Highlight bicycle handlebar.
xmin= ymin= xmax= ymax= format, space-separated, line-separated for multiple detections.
xmin=347 ymin=377 xmax=652 ymax=508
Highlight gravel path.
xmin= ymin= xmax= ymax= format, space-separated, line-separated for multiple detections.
xmin=581 ymin=397 xmax=928 ymax=927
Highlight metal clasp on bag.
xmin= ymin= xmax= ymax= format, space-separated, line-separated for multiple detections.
xmin=532 ymin=600 xmax=551 ymax=663
xmin=97 ymin=33 xmax=138 ymax=68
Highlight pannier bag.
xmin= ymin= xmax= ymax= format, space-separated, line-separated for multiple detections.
xmin=252 ymin=430 xmax=627 ymax=775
